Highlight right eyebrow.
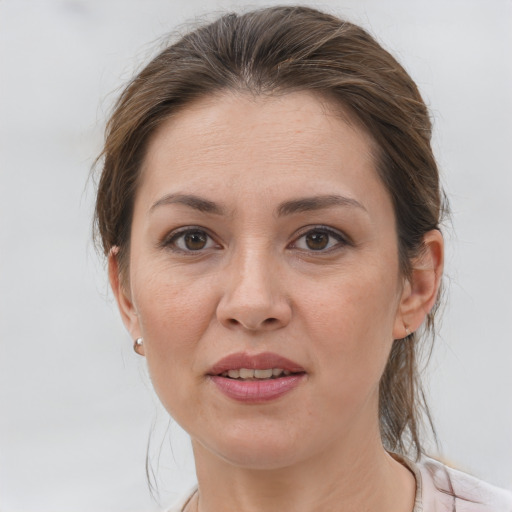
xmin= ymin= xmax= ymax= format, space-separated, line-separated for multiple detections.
xmin=149 ymin=193 xmax=226 ymax=216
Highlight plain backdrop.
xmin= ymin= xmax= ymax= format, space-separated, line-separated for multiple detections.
xmin=0 ymin=0 xmax=511 ymax=510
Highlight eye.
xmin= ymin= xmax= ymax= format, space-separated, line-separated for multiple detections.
xmin=291 ymin=227 xmax=348 ymax=252
xmin=165 ymin=228 xmax=218 ymax=252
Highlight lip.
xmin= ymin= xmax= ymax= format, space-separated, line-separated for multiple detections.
xmin=207 ymin=352 xmax=307 ymax=404
xmin=208 ymin=352 xmax=306 ymax=375
xmin=210 ymin=374 xmax=306 ymax=403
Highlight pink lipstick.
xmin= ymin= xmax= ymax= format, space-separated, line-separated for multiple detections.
xmin=208 ymin=352 xmax=306 ymax=403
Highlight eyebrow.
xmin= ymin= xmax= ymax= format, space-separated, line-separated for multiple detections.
xmin=149 ymin=193 xmax=225 ymax=215
xmin=276 ymin=195 xmax=367 ymax=217
xmin=149 ymin=193 xmax=366 ymax=217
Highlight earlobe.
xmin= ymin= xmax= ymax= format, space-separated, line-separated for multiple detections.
xmin=393 ymin=230 xmax=444 ymax=338
xmin=108 ymin=247 xmax=144 ymax=355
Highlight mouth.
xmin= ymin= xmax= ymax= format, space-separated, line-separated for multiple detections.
xmin=207 ymin=352 xmax=307 ymax=402
xmin=208 ymin=351 xmax=306 ymax=378
xmin=218 ymin=368 xmax=297 ymax=380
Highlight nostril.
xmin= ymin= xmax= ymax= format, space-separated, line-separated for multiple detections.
xmin=224 ymin=317 xmax=280 ymax=330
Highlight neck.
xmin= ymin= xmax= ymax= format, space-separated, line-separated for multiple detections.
xmin=189 ymin=429 xmax=416 ymax=512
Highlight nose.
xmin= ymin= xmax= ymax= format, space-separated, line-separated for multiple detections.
xmin=216 ymin=244 xmax=292 ymax=332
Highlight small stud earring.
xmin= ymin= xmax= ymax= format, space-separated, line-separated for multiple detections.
xmin=404 ymin=326 xmax=411 ymax=338
xmin=133 ymin=337 xmax=144 ymax=355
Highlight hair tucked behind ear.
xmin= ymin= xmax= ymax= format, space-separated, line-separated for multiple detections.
xmin=94 ymin=5 xmax=448 ymax=459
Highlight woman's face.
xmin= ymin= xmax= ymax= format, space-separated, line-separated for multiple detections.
xmin=116 ymin=91 xmax=411 ymax=469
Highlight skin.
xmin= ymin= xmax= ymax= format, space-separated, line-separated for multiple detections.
xmin=110 ymin=91 xmax=443 ymax=512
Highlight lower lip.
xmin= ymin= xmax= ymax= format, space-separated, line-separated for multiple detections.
xmin=210 ymin=374 xmax=306 ymax=403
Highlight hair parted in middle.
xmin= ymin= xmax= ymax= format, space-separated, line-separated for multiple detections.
xmin=95 ymin=5 xmax=447 ymax=459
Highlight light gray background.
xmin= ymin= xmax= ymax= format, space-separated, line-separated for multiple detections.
xmin=1 ymin=0 xmax=511 ymax=510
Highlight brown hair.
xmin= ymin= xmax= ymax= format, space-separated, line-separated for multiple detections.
xmin=94 ymin=5 xmax=447 ymax=459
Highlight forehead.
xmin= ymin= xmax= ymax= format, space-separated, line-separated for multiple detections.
xmin=138 ymin=91 xmax=386 ymax=213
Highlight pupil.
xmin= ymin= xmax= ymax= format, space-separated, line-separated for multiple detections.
xmin=306 ymin=232 xmax=328 ymax=250
xmin=185 ymin=231 xmax=207 ymax=250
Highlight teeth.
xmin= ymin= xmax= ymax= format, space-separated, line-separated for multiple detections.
xmin=221 ymin=368 xmax=289 ymax=379
xmin=254 ymin=369 xmax=273 ymax=379
xmin=239 ymin=368 xmax=254 ymax=379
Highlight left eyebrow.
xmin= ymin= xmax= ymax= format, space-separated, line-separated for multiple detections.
xmin=276 ymin=195 xmax=367 ymax=217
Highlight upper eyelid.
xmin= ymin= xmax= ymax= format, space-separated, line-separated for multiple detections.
xmin=168 ymin=226 xmax=211 ymax=238
xmin=291 ymin=225 xmax=349 ymax=242
xmin=161 ymin=226 xmax=219 ymax=249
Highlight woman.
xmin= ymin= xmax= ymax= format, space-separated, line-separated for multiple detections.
xmin=94 ymin=6 xmax=512 ymax=512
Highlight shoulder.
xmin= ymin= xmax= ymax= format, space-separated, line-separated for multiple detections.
xmin=164 ymin=463 xmax=512 ymax=512
xmin=166 ymin=486 xmax=197 ymax=512
xmin=417 ymin=457 xmax=512 ymax=512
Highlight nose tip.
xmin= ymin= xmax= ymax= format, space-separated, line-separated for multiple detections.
xmin=216 ymin=274 xmax=292 ymax=332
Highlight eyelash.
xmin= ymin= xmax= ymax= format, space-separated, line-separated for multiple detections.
xmin=162 ymin=226 xmax=219 ymax=253
xmin=290 ymin=226 xmax=350 ymax=253
xmin=161 ymin=225 xmax=350 ymax=254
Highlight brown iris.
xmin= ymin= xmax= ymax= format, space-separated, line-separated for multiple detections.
xmin=184 ymin=231 xmax=208 ymax=250
xmin=305 ymin=231 xmax=329 ymax=250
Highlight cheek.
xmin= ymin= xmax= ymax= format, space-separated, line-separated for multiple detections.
xmin=131 ymin=265 xmax=217 ymax=388
xmin=134 ymin=257 xmax=215 ymax=331
xmin=302 ymin=260 xmax=400 ymax=336
xmin=298 ymin=263 xmax=400 ymax=400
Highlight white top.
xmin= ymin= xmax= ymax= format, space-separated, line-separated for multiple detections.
xmin=166 ymin=456 xmax=512 ymax=512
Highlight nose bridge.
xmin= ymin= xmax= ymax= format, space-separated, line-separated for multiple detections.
xmin=217 ymin=236 xmax=290 ymax=330
xmin=231 ymin=237 xmax=276 ymax=304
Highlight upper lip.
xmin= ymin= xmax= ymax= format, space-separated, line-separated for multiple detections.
xmin=208 ymin=352 xmax=306 ymax=376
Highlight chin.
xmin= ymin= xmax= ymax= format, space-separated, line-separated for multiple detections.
xmin=216 ymin=442 xmax=305 ymax=471
xmin=193 ymin=422 xmax=316 ymax=471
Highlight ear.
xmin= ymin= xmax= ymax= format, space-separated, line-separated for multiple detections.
xmin=108 ymin=247 xmax=144 ymax=356
xmin=393 ymin=230 xmax=444 ymax=338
